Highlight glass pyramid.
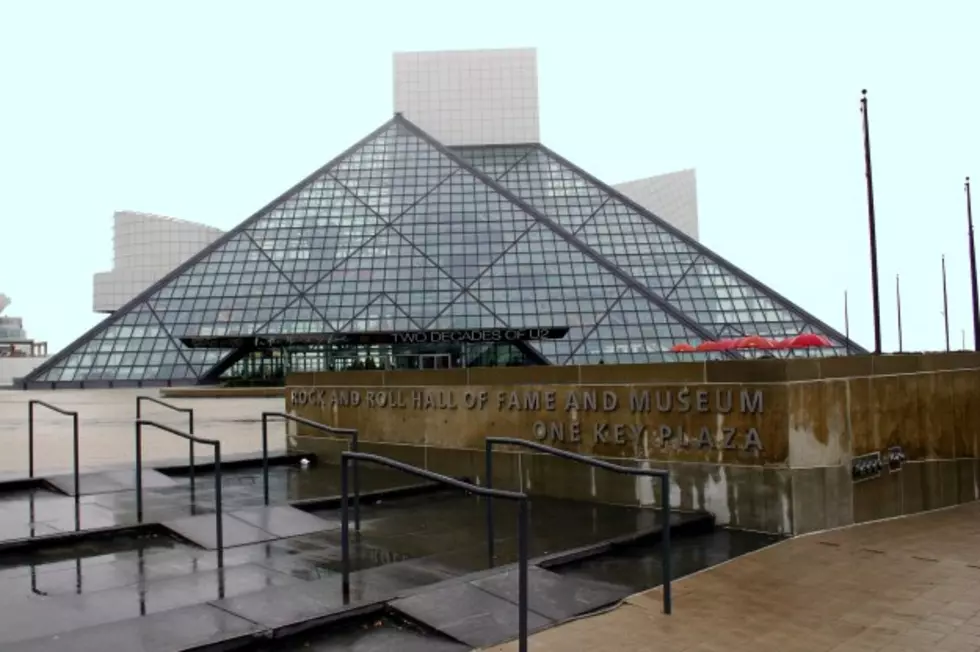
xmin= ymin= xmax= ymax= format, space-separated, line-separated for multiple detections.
xmin=25 ymin=116 xmax=859 ymax=387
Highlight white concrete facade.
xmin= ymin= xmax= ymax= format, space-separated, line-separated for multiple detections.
xmin=613 ymin=169 xmax=700 ymax=240
xmin=393 ymin=48 xmax=540 ymax=146
xmin=93 ymin=211 xmax=223 ymax=313
xmin=0 ymin=358 xmax=47 ymax=387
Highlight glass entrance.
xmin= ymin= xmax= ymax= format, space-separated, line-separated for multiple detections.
xmin=419 ymin=354 xmax=452 ymax=370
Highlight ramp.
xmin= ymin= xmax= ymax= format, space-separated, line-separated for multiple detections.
xmin=44 ymin=469 xmax=177 ymax=496
xmin=163 ymin=505 xmax=339 ymax=549
xmin=389 ymin=566 xmax=631 ymax=649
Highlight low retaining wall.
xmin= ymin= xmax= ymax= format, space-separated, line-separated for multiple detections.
xmin=283 ymin=353 xmax=980 ymax=535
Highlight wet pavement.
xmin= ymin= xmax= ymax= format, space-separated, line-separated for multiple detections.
xmin=554 ymin=527 xmax=782 ymax=592
xmin=0 ymin=463 xmax=428 ymax=549
xmin=0 ymin=458 xmax=717 ymax=650
xmin=253 ymin=613 xmax=469 ymax=652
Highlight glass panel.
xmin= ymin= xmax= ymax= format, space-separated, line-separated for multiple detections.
xmin=149 ymin=232 xmax=305 ymax=339
xmin=567 ymin=289 xmax=710 ymax=365
xmin=495 ymin=149 xmax=608 ymax=231
xmin=344 ymin=294 xmax=423 ymax=333
xmin=575 ymin=200 xmax=699 ymax=296
xmin=394 ymin=172 xmax=538 ymax=286
xmin=451 ymin=145 xmax=532 ymax=179
xmin=246 ymin=175 xmax=386 ymax=291
xmin=427 ymin=290 xmax=507 ymax=331
xmin=303 ymin=227 xmax=462 ymax=331
xmin=469 ymin=225 xmax=629 ymax=361
xmin=257 ymin=294 xmax=334 ymax=335
xmin=330 ymin=123 xmax=457 ymax=219
xmin=34 ymin=303 xmax=197 ymax=382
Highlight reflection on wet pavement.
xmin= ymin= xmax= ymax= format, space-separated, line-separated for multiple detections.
xmin=0 ymin=464 xmax=429 ymax=547
xmin=0 ymin=458 xmax=706 ymax=650
xmin=252 ymin=613 xmax=469 ymax=652
xmin=554 ymin=527 xmax=782 ymax=591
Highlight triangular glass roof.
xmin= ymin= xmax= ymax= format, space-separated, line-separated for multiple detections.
xmin=454 ymin=144 xmax=854 ymax=353
xmin=26 ymin=117 xmax=859 ymax=386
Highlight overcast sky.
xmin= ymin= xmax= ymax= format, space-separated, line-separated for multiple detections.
xmin=1 ymin=1 xmax=977 ymax=353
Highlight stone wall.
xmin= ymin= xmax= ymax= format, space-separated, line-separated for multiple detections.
xmin=284 ymin=353 xmax=980 ymax=536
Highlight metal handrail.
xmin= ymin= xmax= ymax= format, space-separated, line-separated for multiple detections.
xmin=135 ymin=419 xmax=224 ymax=566
xmin=485 ymin=436 xmax=673 ymax=615
xmin=339 ymin=451 xmax=530 ymax=652
xmin=27 ymin=400 xmax=81 ymax=532
xmin=136 ymin=396 xmax=197 ymax=500
xmin=261 ymin=412 xmax=360 ymax=528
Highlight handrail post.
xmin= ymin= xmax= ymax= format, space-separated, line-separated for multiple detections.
xmin=485 ymin=438 xmax=495 ymax=568
xmin=482 ymin=436 xmax=675 ymax=617
xmin=188 ymin=409 xmax=196 ymax=504
xmin=352 ymin=431 xmax=360 ymax=533
xmin=661 ymin=473 xmax=672 ymax=615
xmin=262 ymin=412 xmax=360 ymax=529
xmin=338 ymin=451 xmax=529 ymax=652
xmin=340 ymin=454 xmax=350 ymax=602
xmin=135 ymin=421 xmax=143 ymax=524
xmin=27 ymin=401 xmax=35 ymax=478
xmin=261 ymin=413 xmax=270 ymax=506
xmin=518 ymin=496 xmax=529 ymax=652
xmin=72 ymin=412 xmax=80 ymax=531
xmin=214 ymin=440 xmax=223 ymax=568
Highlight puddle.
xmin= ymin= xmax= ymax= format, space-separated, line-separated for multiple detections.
xmin=552 ymin=527 xmax=782 ymax=591
xmin=250 ymin=612 xmax=467 ymax=652
xmin=0 ymin=530 xmax=178 ymax=571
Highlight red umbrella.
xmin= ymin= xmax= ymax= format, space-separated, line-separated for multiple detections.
xmin=771 ymin=338 xmax=795 ymax=349
xmin=670 ymin=343 xmax=696 ymax=352
xmin=696 ymin=340 xmax=728 ymax=352
xmin=734 ymin=335 xmax=775 ymax=350
xmin=788 ymin=333 xmax=832 ymax=348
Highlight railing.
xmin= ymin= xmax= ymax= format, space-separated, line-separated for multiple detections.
xmin=261 ymin=412 xmax=360 ymax=526
xmin=27 ymin=400 xmax=81 ymax=531
xmin=339 ymin=451 xmax=531 ymax=652
xmin=485 ymin=437 xmax=673 ymax=615
xmin=135 ymin=419 xmax=224 ymax=566
xmin=136 ymin=396 xmax=196 ymax=497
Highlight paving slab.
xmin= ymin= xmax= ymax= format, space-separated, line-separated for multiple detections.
xmin=210 ymin=582 xmax=346 ymax=630
xmin=102 ymin=469 xmax=179 ymax=491
xmin=0 ymin=602 xmax=261 ymax=652
xmin=229 ymin=505 xmax=339 ymax=538
xmin=212 ymin=556 xmax=457 ymax=631
xmin=163 ymin=513 xmax=278 ymax=549
xmin=471 ymin=566 xmax=630 ymax=622
xmin=389 ymin=581 xmax=554 ymax=649
xmin=43 ymin=472 xmax=126 ymax=496
xmin=268 ymin=616 xmax=470 ymax=652
xmin=0 ymin=521 xmax=61 ymax=544
xmin=0 ymin=497 xmax=125 ymax=543
xmin=45 ymin=469 xmax=176 ymax=496
xmin=0 ymin=562 xmax=299 ymax=646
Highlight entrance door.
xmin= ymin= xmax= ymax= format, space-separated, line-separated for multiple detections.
xmin=419 ymin=354 xmax=452 ymax=370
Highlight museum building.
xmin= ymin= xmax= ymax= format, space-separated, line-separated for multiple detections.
xmin=19 ymin=114 xmax=858 ymax=389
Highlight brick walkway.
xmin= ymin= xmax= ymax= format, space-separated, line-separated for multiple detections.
xmin=484 ymin=503 xmax=980 ymax=652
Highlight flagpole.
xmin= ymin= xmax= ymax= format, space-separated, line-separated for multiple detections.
xmin=844 ymin=290 xmax=851 ymax=355
xmin=861 ymin=90 xmax=882 ymax=354
xmin=966 ymin=176 xmax=979 ymax=350
xmin=942 ymin=255 xmax=950 ymax=352
xmin=896 ymin=274 xmax=903 ymax=353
